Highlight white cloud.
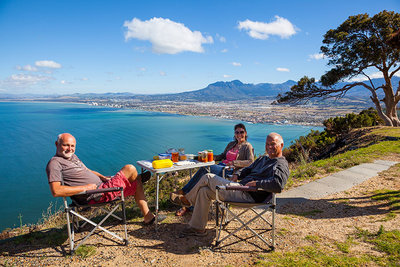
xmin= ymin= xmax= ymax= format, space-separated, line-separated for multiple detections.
xmin=223 ymin=74 xmax=232 ymax=78
xmin=232 ymin=62 xmax=241 ymax=67
xmin=35 ymin=60 xmax=62 ymax=69
xmin=216 ymin=33 xmax=226 ymax=43
xmin=238 ymin=16 xmax=297 ymax=40
xmin=123 ymin=17 xmax=213 ymax=54
xmin=16 ymin=65 xmax=38 ymax=71
xmin=81 ymin=77 xmax=89 ymax=81
xmin=159 ymin=71 xmax=166 ymax=76
xmin=276 ymin=67 xmax=290 ymax=72
xmin=309 ymin=53 xmax=325 ymax=60
xmin=221 ymin=48 xmax=228 ymax=53
xmin=139 ymin=67 xmax=147 ymax=72
xmin=60 ymin=80 xmax=72 ymax=84
xmin=1 ymin=74 xmax=53 ymax=88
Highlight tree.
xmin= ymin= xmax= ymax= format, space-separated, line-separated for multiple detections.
xmin=277 ymin=10 xmax=400 ymax=126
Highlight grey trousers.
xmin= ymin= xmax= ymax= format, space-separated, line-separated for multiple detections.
xmin=185 ymin=173 xmax=254 ymax=230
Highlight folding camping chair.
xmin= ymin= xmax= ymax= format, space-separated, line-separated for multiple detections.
xmin=62 ymin=187 xmax=129 ymax=254
xmin=214 ymin=185 xmax=276 ymax=250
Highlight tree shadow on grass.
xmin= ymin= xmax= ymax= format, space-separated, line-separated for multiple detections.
xmin=0 ymin=210 xmax=134 ymax=258
xmin=0 ymin=227 xmax=69 ymax=258
xmin=128 ymin=218 xmax=275 ymax=255
xmin=277 ymin=190 xmax=400 ymax=219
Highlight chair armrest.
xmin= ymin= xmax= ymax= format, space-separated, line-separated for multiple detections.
xmin=216 ymin=185 xmax=259 ymax=192
xmin=75 ymin=187 xmax=123 ymax=196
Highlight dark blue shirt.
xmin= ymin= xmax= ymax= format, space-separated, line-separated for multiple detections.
xmin=239 ymin=156 xmax=289 ymax=202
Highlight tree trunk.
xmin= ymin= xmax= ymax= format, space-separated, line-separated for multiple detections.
xmin=371 ymin=95 xmax=393 ymax=126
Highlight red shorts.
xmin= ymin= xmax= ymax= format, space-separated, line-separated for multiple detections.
xmin=89 ymin=171 xmax=137 ymax=204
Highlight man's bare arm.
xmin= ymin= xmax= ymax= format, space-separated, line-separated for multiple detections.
xmin=49 ymin=182 xmax=97 ymax=197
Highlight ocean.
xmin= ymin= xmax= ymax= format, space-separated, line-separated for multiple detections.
xmin=0 ymin=101 xmax=322 ymax=232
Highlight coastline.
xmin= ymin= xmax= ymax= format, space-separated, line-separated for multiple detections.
xmin=2 ymin=98 xmax=370 ymax=126
xmin=80 ymin=99 xmax=367 ymax=126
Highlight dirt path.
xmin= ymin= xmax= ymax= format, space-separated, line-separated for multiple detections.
xmin=1 ymin=161 xmax=399 ymax=266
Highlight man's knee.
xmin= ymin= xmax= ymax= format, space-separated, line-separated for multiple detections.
xmin=203 ymin=173 xmax=216 ymax=180
xmin=121 ymin=164 xmax=137 ymax=177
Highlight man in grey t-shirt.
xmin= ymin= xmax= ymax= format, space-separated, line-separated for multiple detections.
xmin=46 ymin=133 xmax=162 ymax=225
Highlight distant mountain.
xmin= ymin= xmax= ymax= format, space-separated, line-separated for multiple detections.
xmin=0 ymin=77 xmax=398 ymax=103
xmin=137 ymin=79 xmax=297 ymax=101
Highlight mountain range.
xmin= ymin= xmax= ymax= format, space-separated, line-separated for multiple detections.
xmin=1 ymin=77 xmax=398 ymax=102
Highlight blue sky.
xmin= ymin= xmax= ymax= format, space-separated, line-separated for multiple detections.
xmin=0 ymin=0 xmax=399 ymax=95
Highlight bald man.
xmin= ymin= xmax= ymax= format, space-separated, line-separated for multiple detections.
xmin=46 ymin=133 xmax=162 ymax=225
xmin=172 ymin=132 xmax=289 ymax=236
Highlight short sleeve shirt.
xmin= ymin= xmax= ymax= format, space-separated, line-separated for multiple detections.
xmin=46 ymin=154 xmax=102 ymax=187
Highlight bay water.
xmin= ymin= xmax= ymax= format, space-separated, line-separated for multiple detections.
xmin=0 ymin=101 xmax=322 ymax=232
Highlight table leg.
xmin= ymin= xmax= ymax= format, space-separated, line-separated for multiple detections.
xmin=155 ymin=174 xmax=160 ymax=227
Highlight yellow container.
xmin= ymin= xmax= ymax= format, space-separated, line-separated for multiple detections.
xmin=152 ymin=159 xmax=173 ymax=169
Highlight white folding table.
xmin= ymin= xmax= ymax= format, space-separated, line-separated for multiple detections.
xmin=136 ymin=159 xmax=215 ymax=225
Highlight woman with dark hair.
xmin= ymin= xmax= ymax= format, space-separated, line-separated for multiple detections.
xmin=172 ymin=123 xmax=254 ymax=216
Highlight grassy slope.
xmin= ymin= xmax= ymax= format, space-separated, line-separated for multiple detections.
xmin=287 ymin=126 xmax=400 ymax=188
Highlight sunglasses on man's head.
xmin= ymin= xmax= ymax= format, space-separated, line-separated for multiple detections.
xmin=235 ymin=130 xmax=245 ymax=134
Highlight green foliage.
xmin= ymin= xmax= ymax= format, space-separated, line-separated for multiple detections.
xmin=256 ymin=227 xmax=400 ymax=266
xmin=255 ymin=246 xmax=369 ymax=266
xmin=355 ymin=226 xmax=400 ymax=265
xmin=324 ymin=108 xmax=383 ymax=136
xmin=283 ymin=108 xmax=382 ymax=163
xmin=371 ymin=189 xmax=400 ymax=220
xmin=288 ymin=139 xmax=400 ymax=188
xmin=143 ymin=169 xmax=193 ymax=211
xmin=277 ymin=10 xmax=400 ymax=126
xmin=75 ymin=245 xmax=96 ymax=258
xmin=335 ymin=237 xmax=355 ymax=253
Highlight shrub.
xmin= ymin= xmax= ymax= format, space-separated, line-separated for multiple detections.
xmin=284 ymin=108 xmax=383 ymax=163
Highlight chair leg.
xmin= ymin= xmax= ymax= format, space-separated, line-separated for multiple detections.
xmin=121 ymin=200 xmax=129 ymax=245
xmin=65 ymin=208 xmax=74 ymax=254
xmin=214 ymin=204 xmax=275 ymax=250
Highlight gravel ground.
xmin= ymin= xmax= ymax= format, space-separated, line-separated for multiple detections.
xmin=1 ymin=158 xmax=399 ymax=266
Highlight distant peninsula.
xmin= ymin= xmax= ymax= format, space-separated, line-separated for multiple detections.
xmin=1 ymin=78 xmax=387 ymax=125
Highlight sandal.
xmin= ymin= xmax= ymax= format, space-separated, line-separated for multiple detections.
xmin=143 ymin=214 xmax=167 ymax=225
xmin=170 ymin=192 xmax=190 ymax=207
xmin=175 ymin=207 xmax=188 ymax=216
xmin=140 ymin=171 xmax=152 ymax=184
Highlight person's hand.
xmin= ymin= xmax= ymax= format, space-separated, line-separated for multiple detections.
xmin=245 ymin=181 xmax=257 ymax=187
xmin=230 ymin=175 xmax=238 ymax=182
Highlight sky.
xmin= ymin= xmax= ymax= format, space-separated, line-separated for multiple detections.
xmin=0 ymin=0 xmax=399 ymax=95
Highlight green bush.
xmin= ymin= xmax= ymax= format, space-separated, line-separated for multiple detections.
xmin=283 ymin=108 xmax=383 ymax=163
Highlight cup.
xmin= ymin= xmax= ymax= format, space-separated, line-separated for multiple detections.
xmin=171 ymin=152 xmax=179 ymax=162
xmin=207 ymin=150 xmax=213 ymax=162
xmin=202 ymin=151 xmax=208 ymax=162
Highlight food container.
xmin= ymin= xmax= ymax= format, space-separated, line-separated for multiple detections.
xmin=179 ymin=154 xmax=187 ymax=161
xmin=201 ymin=151 xmax=208 ymax=162
xmin=158 ymin=153 xmax=171 ymax=160
xmin=171 ymin=152 xmax=179 ymax=162
xmin=152 ymin=159 xmax=173 ymax=169
xmin=207 ymin=150 xmax=213 ymax=162
xmin=186 ymin=154 xmax=195 ymax=159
